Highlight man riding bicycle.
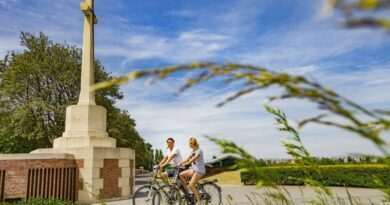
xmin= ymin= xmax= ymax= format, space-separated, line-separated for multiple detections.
xmin=159 ymin=137 xmax=183 ymax=178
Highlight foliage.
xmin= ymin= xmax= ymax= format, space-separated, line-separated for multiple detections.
xmin=0 ymin=32 xmax=151 ymax=169
xmin=262 ymin=156 xmax=389 ymax=166
xmin=152 ymin=148 xmax=164 ymax=161
xmin=0 ymin=198 xmax=74 ymax=205
xmin=323 ymin=0 xmax=390 ymax=30
xmin=242 ymin=164 xmax=390 ymax=188
xmin=266 ymin=105 xmax=336 ymax=203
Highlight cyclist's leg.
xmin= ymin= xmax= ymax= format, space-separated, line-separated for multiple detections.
xmin=189 ymin=172 xmax=203 ymax=203
xmin=161 ymin=169 xmax=173 ymax=185
xmin=179 ymin=169 xmax=193 ymax=192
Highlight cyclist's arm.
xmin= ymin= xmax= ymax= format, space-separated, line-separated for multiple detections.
xmin=178 ymin=155 xmax=192 ymax=165
xmin=159 ymin=156 xmax=168 ymax=167
xmin=185 ymin=153 xmax=201 ymax=165
xmin=160 ymin=153 xmax=176 ymax=167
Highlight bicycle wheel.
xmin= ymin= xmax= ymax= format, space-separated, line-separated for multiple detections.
xmin=132 ymin=185 xmax=157 ymax=205
xmin=153 ymin=185 xmax=181 ymax=205
xmin=201 ymin=182 xmax=222 ymax=205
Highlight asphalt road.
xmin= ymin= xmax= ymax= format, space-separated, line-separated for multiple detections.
xmin=93 ymin=175 xmax=386 ymax=205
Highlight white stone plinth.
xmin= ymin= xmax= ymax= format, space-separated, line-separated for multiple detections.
xmin=52 ymin=104 xmax=117 ymax=149
xmin=63 ymin=105 xmax=107 ymax=136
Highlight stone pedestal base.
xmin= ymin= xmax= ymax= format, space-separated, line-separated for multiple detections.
xmin=31 ymin=147 xmax=135 ymax=204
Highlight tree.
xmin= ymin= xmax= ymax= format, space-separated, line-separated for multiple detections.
xmin=159 ymin=149 xmax=164 ymax=161
xmin=154 ymin=149 xmax=159 ymax=161
xmin=0 ymin=32 xmax=152 ymax=168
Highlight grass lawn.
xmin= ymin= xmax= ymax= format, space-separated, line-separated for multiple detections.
xmin=204 ymin=170 xmax=242 ymax=185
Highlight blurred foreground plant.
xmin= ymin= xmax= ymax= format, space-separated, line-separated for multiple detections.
xmin=323 ymin=0 xmax=390 ymax=30
xmin=92 ymin=62 xmax=389 ymax=155
xmin=92 ymin=62 xmax=389 ymax=204
xmin=89 ymin=2 xmax=389 ymax=204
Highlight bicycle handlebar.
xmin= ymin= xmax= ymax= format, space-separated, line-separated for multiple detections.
xmin=173 ymin=165 xmax=186 ymax=169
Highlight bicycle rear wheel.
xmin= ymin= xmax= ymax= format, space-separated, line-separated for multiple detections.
xmin=153 ymin=185 xmax=181 ymax=205
xmin=132 ymin=185 xmax=156 ymax=205
xmin=201 ymin=182 xmax=222 ymax=205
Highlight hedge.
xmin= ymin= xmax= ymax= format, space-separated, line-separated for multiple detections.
xmin=241 ymin=164 xmax=390 ymax=188
xmin=0 ymin=198 xmax=74 ymax=205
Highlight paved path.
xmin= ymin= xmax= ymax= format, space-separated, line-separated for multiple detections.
xmin=218 ymin=185 xmax=385 ymax=205
xmin=93 ymin=176 xmax=386 ymax=205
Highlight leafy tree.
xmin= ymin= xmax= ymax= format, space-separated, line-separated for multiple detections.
xmin=159 ymin=149 xmax=164 ymax=160
xmin=0 ymin=32 xmax=152 ymax=168
xmin=153 ymin=149 xmax=164 ymax=161
xmin=154 ymin=149 xmax=159 ymax=161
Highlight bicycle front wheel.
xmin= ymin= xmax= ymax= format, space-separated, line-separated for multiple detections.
xmin=132 ymin=185 xmax=156 ymax=205
xmin=201 ymin=182 xmax=222 ymax=205
xmin=153 ymin=185 xmax=181 ymax=205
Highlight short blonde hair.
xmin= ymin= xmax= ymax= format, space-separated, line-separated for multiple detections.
xmin=189 ymin=138 xmax=199 ymax=148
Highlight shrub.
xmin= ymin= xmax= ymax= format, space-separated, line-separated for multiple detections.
xmin=0 ymin=198 xmax=74 ymax=205
xmin=241 ymin=164 xmax=390 ymax=188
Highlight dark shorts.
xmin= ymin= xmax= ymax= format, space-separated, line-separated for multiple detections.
xmin=165 ymin=168 xmax=176 ymax=177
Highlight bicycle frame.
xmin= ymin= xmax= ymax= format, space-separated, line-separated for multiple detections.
xmin=133 ymin=165 xmax=165 ymax=204
xmin=171 ymin=168 xmax=212 ymax=204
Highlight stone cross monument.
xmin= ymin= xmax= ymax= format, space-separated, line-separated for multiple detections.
xmin=79 ymin=0 xmax=97 ymax=106
xmin=52 ymin=0 xmax=116 ymax=148
xmin=32 ymin=0 xmax=135 ymax=203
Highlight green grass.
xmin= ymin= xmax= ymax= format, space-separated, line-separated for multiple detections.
xmin=204 ymin=170 xmax=242 ymax=185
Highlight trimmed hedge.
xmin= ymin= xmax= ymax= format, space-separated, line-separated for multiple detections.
xmin=0 ymin=198 xmax=74 ymax=205
xmin=241 ymin=164 xmax=390 ymax=188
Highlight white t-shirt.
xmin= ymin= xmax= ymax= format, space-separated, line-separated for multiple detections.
xmin=165 ymin=147 xmax=182 ymax=166
xmin=191 ymin=148 xmax=206 ymax=174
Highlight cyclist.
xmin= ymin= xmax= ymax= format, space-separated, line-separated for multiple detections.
xmin=159 ymin=137 xmax=183 ymax=179
xmin=178 ymin=138 xmax=206 ymax=205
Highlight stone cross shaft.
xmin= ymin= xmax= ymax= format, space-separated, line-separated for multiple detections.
xmin=78 ymin=0 xmax=98 ymax=105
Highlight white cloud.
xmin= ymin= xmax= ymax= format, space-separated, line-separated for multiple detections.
xmin=0 ymin=0 xmax=16 ymax=7
xmin=236 ymin=19 xmax=388 ymax=69
xmin=96 ymin=30 xmax=232 ymax=67
xmin=178 ymin=30 xmax=230 ymax=42
xmin=283 ymin=65 xmax=319 ymax=75
xmin=0 ymin=36 xmax=21 ymax=57
xmin=0 ymin=1 xmax=82 ymax=55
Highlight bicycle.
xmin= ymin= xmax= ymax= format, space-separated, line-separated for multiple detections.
xmin=132 ymin=165 xmax=164 ymax=205
xmin=152 ymin=166 xmax=222 ymax=205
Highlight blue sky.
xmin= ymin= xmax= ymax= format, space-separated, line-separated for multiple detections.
xmin=1 ymin=0 xmax=389 ymax=160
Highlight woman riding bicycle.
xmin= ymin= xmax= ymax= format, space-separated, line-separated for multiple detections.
xmin=178 ymin=138 xmax=206 ymax=205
